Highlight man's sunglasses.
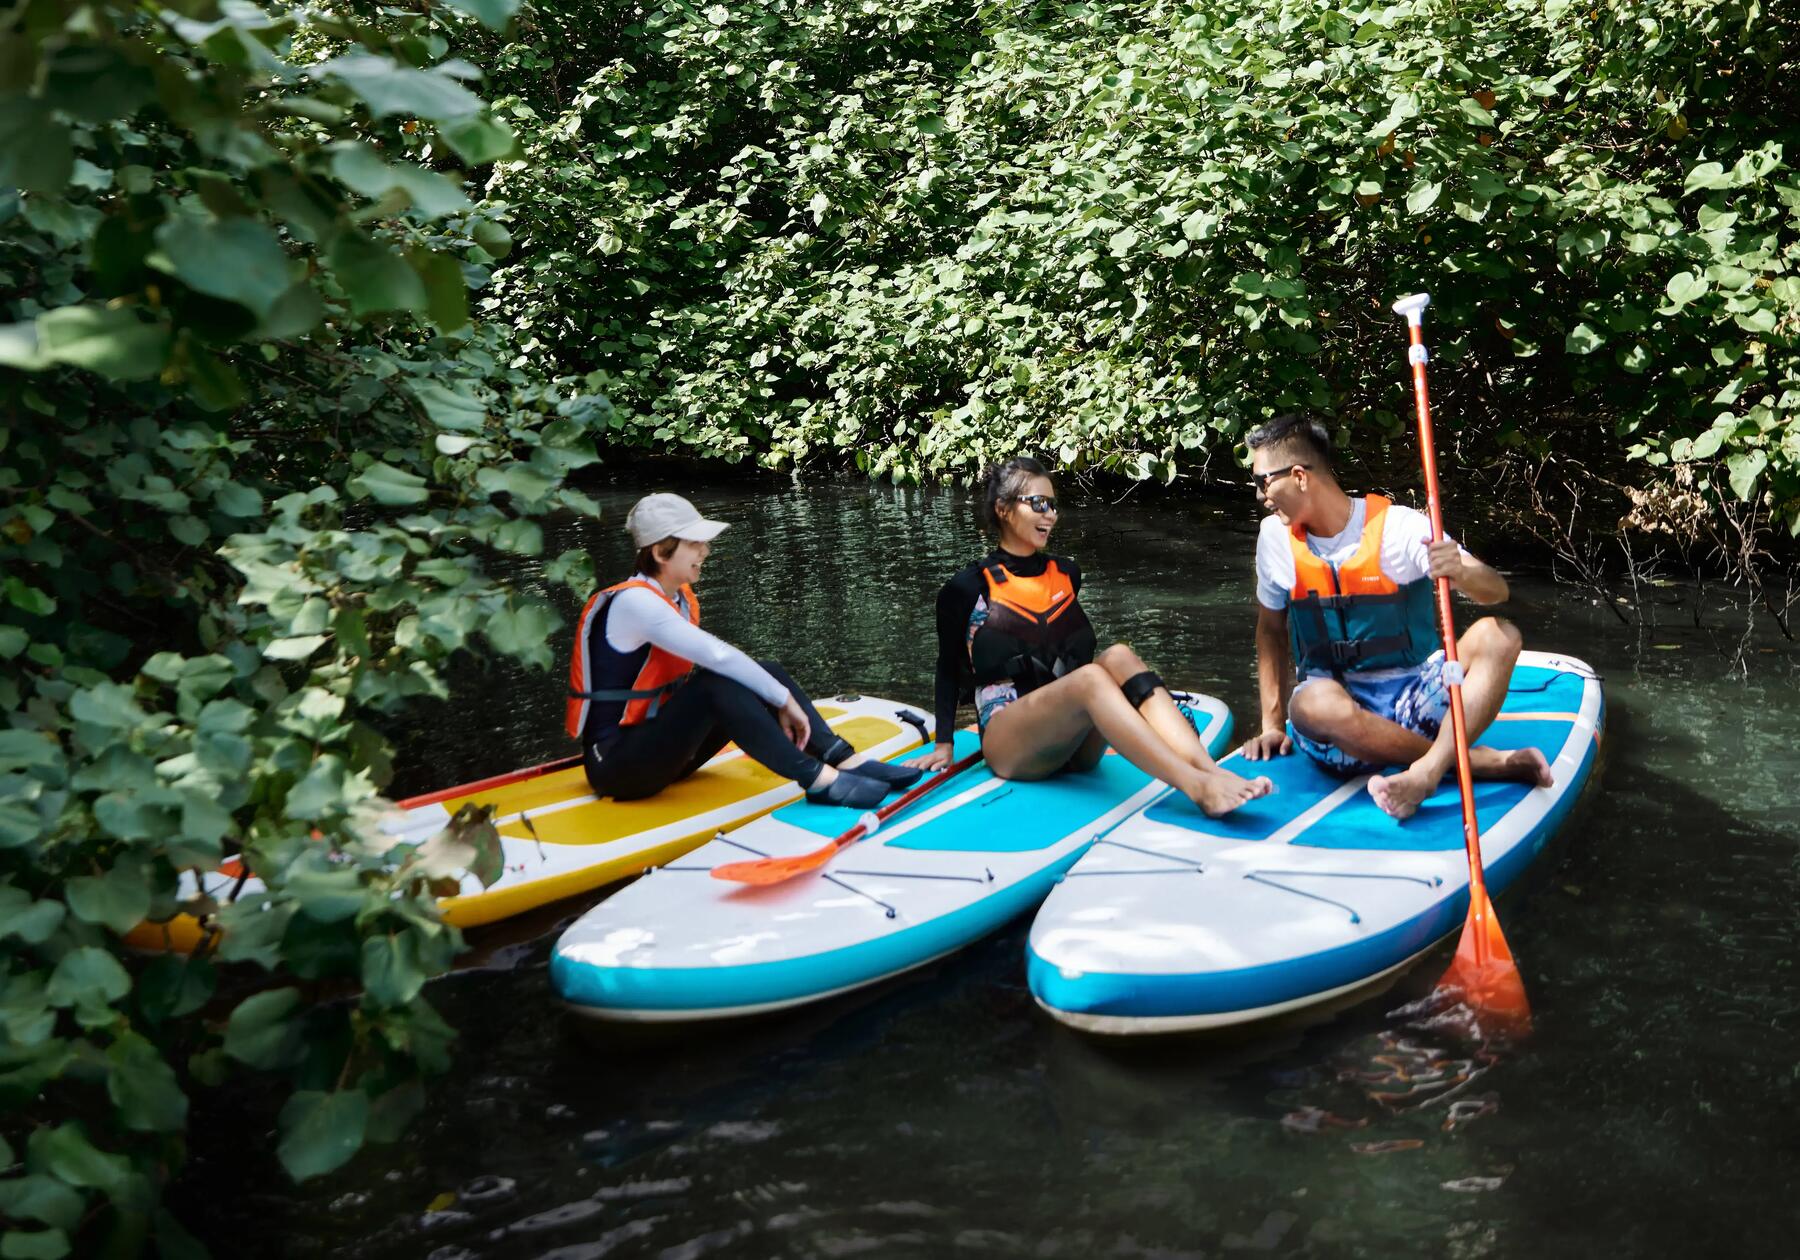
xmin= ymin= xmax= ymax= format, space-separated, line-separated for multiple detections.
xmin=1252 ymin=464 xmax=1312 ymax=493
xmin=1013 ymin=494 xmax=1059 ymax=514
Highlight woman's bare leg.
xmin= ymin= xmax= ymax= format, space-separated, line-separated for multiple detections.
xmin=982 ymin=665 xmax=1264 ymax=816
xmin=1096 ymin=644 xmax=1272 ymax=797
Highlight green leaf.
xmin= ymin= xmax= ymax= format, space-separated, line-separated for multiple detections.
xmin=136 ymin=954 xmax=217 ymax=1024
xmin=412 ymin=249 xmax=470 ymax=332
xmin=439 ymin=115 xmax=518 ymax=165
xmin=326 ymin=232 xmax=427 ymax=316
xmin=1683 ymin=161 xmax=1729 ymax=193
xmin=0 ymin=899 xmax=64 ymax=944
xmin=153 ymin=216 xmax=291 ymax=317
xmin=346 ymin=460 xmax=429 ymax=506
xmin=329 ymin=144 xmax=471 ymax=218
xmin=412 ymin=383 xmax=486 ymax=432
xmin=1405 ymin=180 xmax=1443 ymax=214
xmin=442 ymin=0 xmax=522 ymax=30
xmin=69 ymin=682 xmax=147 ymax=729
xmin=66 ymin=860 xmax=153 ymax=936
xmin=284 ymin=756 xmax=350 ymax=822
xmin=471 ymin=219 xmax=513 ymax=258
xmin=1458 ymin=98 xmax=1495 ymax=126
xmin=213 ymin=481 xmax=264 ymax=517
xmin=263 ymin=635 xmax=328 ymax=662
xmin=0 ymin=730 xmax=61 ymax=774
xmin=1 ymin=1228 xmax=70 ymax=1259
xmin=45 ymin=948 xmax=131 ymax=1010
xmin=1727 ymin=450 xmax=1767 ymax=500
xmin=277 ymin=1090 xmax=369 ymax=1182
xmin=361 ymin=934 xmax=427 ymax=1006
xmin=28 ymin=1124 xmax=129 ymax=1192
xmin=0 ymin=1176 xmax=83 ymax=1232
xmin=320 ymin=55 xmax=483 ymax=121
xmin=0 ymin=99 xmax=73 ymax=193
xmin=32 ymin=306 xmax=170 ymax=380
xmin=1689 ymin=429 xmax=1724 ymax=460
xmin=484 ymin=600 xmax=559 ymax=658
xmin=223 ymin=987 xmax=304 ymax=1070
xmin=1662 ymin=271 xmax=1708 ymax=312
xmin=1565 ymin=322 xmax=1605 ymax=354
xmin=106 ymin=1031 xmax=189 ymax=1133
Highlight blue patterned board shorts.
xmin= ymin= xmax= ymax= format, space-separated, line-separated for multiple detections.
xmin=1290 ymin=650 xmax=1452 ymax=777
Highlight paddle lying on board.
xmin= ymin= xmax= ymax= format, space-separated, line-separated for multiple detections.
xmin=1392 ymin=292 xmax=1531 ymax=1036
xmin=711 ymin=749 xmax=985 ymax=886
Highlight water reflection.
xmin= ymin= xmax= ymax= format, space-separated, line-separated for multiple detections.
xmin=180 ymin=474 xmax=1800 ymax=1260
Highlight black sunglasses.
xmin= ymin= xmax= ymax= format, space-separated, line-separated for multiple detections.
xmin=1252 ymin=464 xmax=1312 ymax=493
xmin=1012 ymin=494 xmax=1059 ymax=514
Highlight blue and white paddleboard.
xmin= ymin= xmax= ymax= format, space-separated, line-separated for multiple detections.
xmin=552 ymin=693 xmax=1234 ymax=1023
xmin=1028 ymin=651 xmax=1603 ymax=1034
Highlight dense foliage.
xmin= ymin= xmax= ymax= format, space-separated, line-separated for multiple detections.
xmin=0 ymin=2 xmax=608 ymax=1254
xmin=474 ymin=0 xmax=1798 ymax=527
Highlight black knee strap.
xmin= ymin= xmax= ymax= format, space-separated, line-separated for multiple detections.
xmin=1120 ymin=670 xmax=1165 ymax=710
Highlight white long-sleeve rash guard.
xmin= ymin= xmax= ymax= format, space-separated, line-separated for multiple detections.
xmin=603 ymin=575 xmax=790 ymax=710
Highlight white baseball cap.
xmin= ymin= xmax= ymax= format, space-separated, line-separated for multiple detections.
xmin=624 ymin=493 xmax=729 ymax=548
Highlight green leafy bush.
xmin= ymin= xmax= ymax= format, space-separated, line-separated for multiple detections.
xmin=0 ymin=1 xmax=607 ymax=1252
xmin=477 ymin=0 xmax=1798 ymax=527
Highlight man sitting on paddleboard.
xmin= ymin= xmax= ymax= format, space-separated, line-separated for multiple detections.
xmin=567 ymin=493 xmax=920 ymax=807
xmin=1239 ymin=415 xmax=1553 ymax=819
xmin=918 ymin=456 xmax=1269 ymax=816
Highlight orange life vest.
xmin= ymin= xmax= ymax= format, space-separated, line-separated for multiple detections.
xmin=564 ymin=579 xmax=700 ymax=740
xmin=968 ymin=556 xmax=1096 ymax=690
xmin=1287 ymin=494 xmax=1439 ymax=680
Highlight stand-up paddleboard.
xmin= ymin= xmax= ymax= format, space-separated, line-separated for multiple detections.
xmin=1028 ymin=651 xmax=1602 ymax=1034
xmin=552 ymin=693 xmax=1235 ymax=1024
xmin=127 ymin=696 xmax=925 ymax=953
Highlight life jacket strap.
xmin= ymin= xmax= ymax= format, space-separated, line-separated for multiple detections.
xmin=566 ymin=679 xmax=685 ymax=721
xmin=1304 ymin=590 xmax=1410 ymax=613
xmin=1311 ymin=633 xmax=1412 ymax=669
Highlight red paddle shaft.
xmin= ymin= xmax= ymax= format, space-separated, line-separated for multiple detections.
xmin=1392 ymin=293 xmax=1529 ymax=1031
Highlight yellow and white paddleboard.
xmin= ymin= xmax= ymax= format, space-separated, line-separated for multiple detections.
xmin=129 ymin=695 xmax=927 ymax=952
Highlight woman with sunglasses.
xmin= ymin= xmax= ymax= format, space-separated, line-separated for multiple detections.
xmin=918 ymin=458 xmax=1271 ymax=815
xmin=566 ymin=493 xmax=921 ymax=808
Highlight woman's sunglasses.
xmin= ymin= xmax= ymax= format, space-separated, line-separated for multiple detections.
xmin=1012 ymin=494 xmax=1059 ymax=514
xmin=1252 ymin=464 xmax=1312 ymax=493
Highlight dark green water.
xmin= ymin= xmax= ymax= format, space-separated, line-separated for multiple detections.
xmin=184 ymin=477 xmax=1800 ymax=1258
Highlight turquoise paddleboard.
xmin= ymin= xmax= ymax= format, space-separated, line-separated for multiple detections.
xmin=1029 ymin=651 xmax=1604 ymax=1033
xmin=552 ymin=692 xmax=1235 ymax=1023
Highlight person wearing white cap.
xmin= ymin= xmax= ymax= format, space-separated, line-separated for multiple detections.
xmin=563 ymin=493 xmax=920 ymax=806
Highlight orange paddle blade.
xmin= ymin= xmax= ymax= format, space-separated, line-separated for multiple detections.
xmin=711 ymin=748 xmax=985 ymax=887
xmin=712 ymin=845 xmax=840 ymax=886
xmin=1437 ymin=885 xmax=1532 ymax=1035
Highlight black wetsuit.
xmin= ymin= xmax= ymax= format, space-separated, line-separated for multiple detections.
xmin=933 ymin=549 xmax=1084 ymax=740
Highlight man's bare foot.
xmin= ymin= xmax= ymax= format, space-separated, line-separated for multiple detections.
xmin=1368 ymin=765 xmax=1437 ymax=821
xmin=1372 ymin=747 xmax=1555 ymax=821
xmin=1471 ymin=746 xmax=1554 ymax=788
xmin=1189 ymin=769 xmax=1275 ymax=818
